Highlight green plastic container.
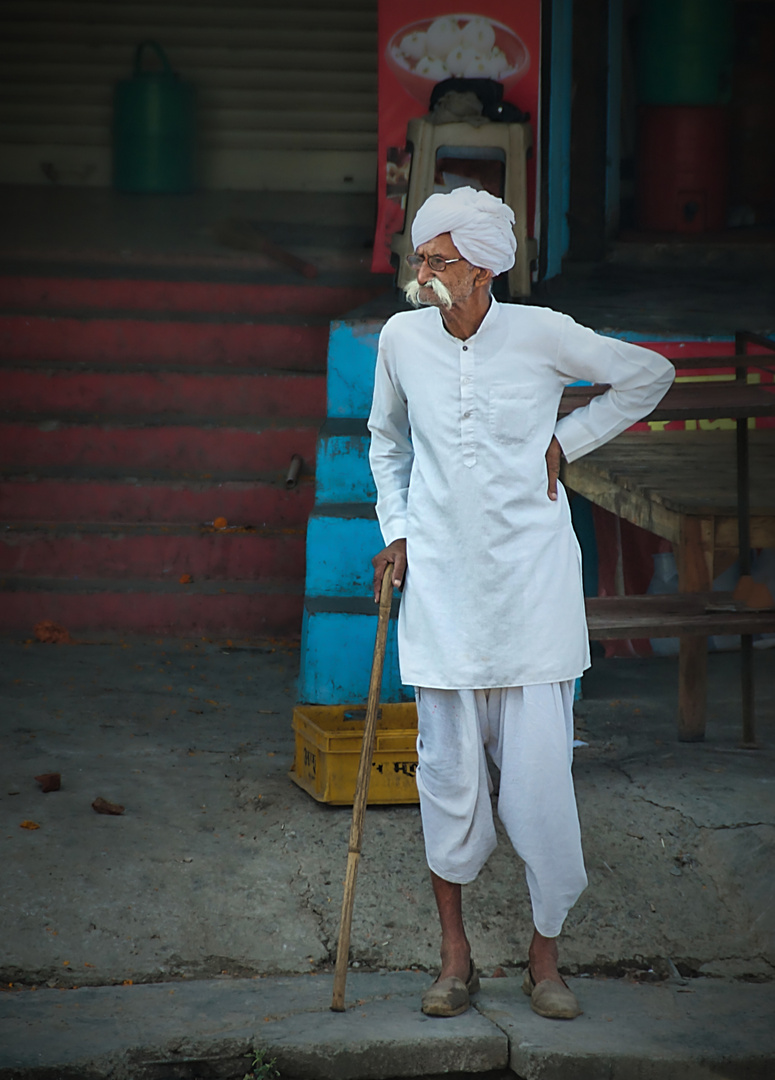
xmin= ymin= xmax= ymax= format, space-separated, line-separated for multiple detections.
xmin=637 ymin=0 xmax=734 ymax=105
xmin=113 ymin=41 xmax=196 ymax=193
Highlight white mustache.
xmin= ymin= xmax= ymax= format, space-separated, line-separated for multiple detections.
xmin=404 ymin=275 xmax=454 ymax=309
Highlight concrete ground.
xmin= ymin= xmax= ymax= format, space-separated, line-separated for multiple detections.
xmin=1 ymin=634 xmax=774 ymax=1078
xmin=2 ymin=971 xmax=773 ymax=1080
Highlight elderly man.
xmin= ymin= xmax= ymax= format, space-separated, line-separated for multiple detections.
xmin=368 ymin=187 xmax=674 ymax=1020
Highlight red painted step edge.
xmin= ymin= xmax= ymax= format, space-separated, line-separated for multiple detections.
xmin=0 ymin=479 xmax=315 ymax=525
xmin=0 ymin=530 xmax=306 ymax=581
xmin=0 ymin=276 xmax=386 ymax=317
xmin=0 ymin=315 xmax=328 ymax=367
xmin=0 ymin=423 xmax=317 ymax=472
xmin=0 ymin=590 xmax=304 ymax=636
xmin=1 ymin=369 xmax=326 ymax=418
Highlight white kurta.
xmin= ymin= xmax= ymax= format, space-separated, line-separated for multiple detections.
xmin=367 ymin=299 xmax=675 ymax=689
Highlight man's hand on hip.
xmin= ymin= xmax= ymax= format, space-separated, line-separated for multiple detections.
xmin=372 ymin=539 xmax=407 ymax=601
xmin=546 ymin=436 xmax=562 ymax=501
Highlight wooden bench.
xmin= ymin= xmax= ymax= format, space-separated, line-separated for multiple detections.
xmin=565 ymin=430 xmax=775 ymax=745
xmin=586 ymin=593 xmax=775 ymax=641
xmin=562 ymin=333 xmax=775 ymax=745
xmin=585 ymin=593 xmax=775 ymax=743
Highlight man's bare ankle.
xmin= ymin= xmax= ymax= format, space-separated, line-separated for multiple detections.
xmin=439 ymin=942 xmax=471 ymax=981
xmin=528 ymin=932 xmax=563 ymax=984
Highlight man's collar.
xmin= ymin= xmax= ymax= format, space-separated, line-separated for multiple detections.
xmin=437 ymin=295 xmax=500 ymax=343
xmin=474 ymin=295 xmax=500 ymax=339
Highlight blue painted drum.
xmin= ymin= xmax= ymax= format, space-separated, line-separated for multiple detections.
xmin=326 ymin=321 xmax=383 ymax=419
xmin=315 ymin=423 xmax=377 ymax=505
xmin=305 ymin=515 xmax=384 ymax=598
xmin=298 ymin=314 xmax=408 ymax=719
xmin=299 ymin=609 xmax=411 ymax=706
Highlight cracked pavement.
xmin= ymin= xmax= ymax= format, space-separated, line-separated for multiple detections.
xmin=1 ymin=637 xmax=773 ymax=991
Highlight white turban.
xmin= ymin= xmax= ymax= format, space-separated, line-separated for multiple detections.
xmin=411 ymin=187 xmax=516 ymax=276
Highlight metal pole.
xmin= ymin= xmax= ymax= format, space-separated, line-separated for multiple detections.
xmin=735 ymin=331 xmax=755 ymax=746
xmin=285 ymin=454 xmax=303 ymax=489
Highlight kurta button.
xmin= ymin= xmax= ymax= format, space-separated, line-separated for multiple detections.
xmin=462 ymin=345 xmax=468 ymax=351
xmin=463 ymin=411 xmax=471 ymax=418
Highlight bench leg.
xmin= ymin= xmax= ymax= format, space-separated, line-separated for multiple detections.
xmin=676 ymin=518 xmax=712 ymax=742
xmin=678 ymin=637 xmax=708 ymax=741
xmin=740 ymin=634 xmax=757 ymax=747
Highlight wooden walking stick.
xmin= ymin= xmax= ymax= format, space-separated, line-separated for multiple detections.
xmin=331 ymin=562 xmax=394 ymax=1012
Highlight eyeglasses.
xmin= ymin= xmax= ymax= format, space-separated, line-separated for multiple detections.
xmin=405 ymin=253 xmax=464 ymax=272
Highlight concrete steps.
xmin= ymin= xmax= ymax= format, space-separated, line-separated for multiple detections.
xmin=0 ymin=273 xmax=387 ymax=637
xmin=0 ymin=581 xmax=303 ymax=636
xmin=0 ymin=275 xmax=381 ymax=316
xmin=0 ymin=524 xmax=305 ymax=580
xmin=1 ymin=366 xmax=326 ymax=416
xmin=0 ymin=475 xmax=313 ymax=525
xmin=0 ymin=418 xmax=318 ymax=472
xmin=0 ymin=311 xmax=330 ymax=367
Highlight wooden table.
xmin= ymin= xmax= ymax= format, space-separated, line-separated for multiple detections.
xmin=562 ymin=429 xmax=775 ymax=574
xmin=560 ymin=362 xmax=775 ymax=743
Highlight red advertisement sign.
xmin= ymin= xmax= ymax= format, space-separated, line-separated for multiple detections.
xmin=373 ymin=2 xmax=542 ymax=274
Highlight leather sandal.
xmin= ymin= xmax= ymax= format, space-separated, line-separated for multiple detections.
xmin=522 ymin=967 xmax=582 ymax=1019
xmin=421 ymin=960 xmax=480 ymax=1017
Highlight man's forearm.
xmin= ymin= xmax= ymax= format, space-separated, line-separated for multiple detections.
xmin=555 ymin=357 xmax=674 ymax=463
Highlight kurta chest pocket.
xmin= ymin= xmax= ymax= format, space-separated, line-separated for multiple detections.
xmin=488 ymin=386 xmax=537 ymax=444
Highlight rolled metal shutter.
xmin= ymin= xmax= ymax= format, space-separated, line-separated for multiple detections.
xmin=0 ymin=0 xmax=378 ymax=190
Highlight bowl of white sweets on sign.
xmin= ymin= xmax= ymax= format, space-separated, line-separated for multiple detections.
xmin=386 ymin=13 xmax=531 ymax=105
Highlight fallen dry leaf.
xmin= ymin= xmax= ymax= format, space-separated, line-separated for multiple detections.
xmin=20 ymin=820 xmax=40 ymax=830
xmin=213 ymin=516 xmax=228 ymax=529
xmin=91 ymin=797 xmax=125 ymax=816
xmin=33 ymin=620 xmax=70 ymax=644
xmin=179 ymin=574 xmax=193 ymax=584
xmin=35 ymin=773 xmax=61 ymax=793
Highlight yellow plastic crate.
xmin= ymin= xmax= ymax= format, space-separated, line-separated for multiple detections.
xmin=290 ymin=702 xmax=419 ymax=805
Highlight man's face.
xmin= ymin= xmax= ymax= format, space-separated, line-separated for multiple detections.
xmin=405 ymin=233 xmax=478 ymax=310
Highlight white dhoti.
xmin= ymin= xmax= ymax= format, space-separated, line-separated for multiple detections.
xmin=414 ymin=681 xmax=588 ymax=938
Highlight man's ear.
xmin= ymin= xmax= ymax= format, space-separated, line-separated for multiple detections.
xmin=474 ymin=267 xmax=494 ymax=290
